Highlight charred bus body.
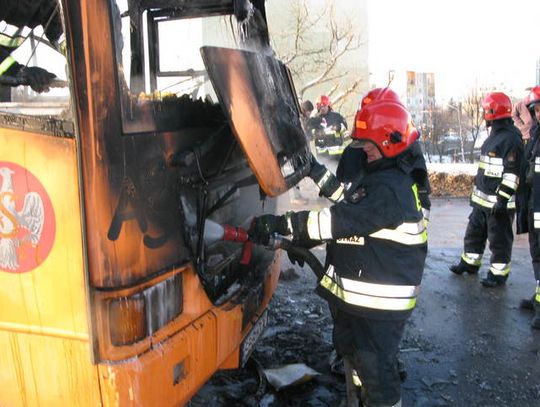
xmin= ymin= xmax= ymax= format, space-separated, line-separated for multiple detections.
xmin=0 ymin=0 xmax=309 ymax=405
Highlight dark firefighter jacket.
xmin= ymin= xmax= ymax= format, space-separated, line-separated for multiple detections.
xmin=301 ymin=158 xmax=428 ymax=321
xmin=319 ymin=110 xmax=347 ymax=131
xmin=470 ymin=120 xmax=523 ymax=212
xmin=334 ymin=141 xmax=431 ymax=217
xmin=517 ymin=123 xmax=540 ymax=234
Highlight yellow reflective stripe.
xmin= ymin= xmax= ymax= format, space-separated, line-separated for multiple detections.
xmin=479 ymin=155 xmax=504 ymax=178
xmin=320 ymin=275 xmax=417 ymax=311
xmin=501 ymin=173 xmax=519 ymax=190
xmin=316 ymin=170 xmax=332 ymax=188
xmin=326 ymin=266 xmax=420 ymax=298
xmin=480 ymin=155 xmax=503 ymax=165
xmin=307 ymin=208 xmax=333 ymax=240
xmin=536 ymin=285 xmax=540 ymax=302
xmin=412 ymin=183 xmax=422 ymax=211
xmin=0 ymin=33 xmax=24 ymax=48
xmin=329 ymin=186 xmax=345 ymax=202
xmin=535 ymin=213 xmax=540 ymax=229
xmin=471 ymin=187 xmax=515 ymax=209
xmin=0 ymin=55 xmax=17 ymax=75
xmin=489 ymin=262 xmax=511 ymax=276
xmin=369 ymin=220 xmax=427 ymax=245
xmin=498 ymin=190 xmax=512 ymax=200
xmin=317 ymin=170 xmax=345 ymax=202
xmin=462 ymin=252 xmax=482 ymax=266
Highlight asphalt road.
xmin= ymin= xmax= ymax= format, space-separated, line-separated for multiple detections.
xmin=192 ymin=159 xmax=540 ymax=406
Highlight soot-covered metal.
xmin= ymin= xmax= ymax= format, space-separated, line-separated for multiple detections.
xmin=201 ymin=46 xmax=311 ymax=196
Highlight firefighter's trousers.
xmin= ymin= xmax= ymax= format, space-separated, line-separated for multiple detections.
xmin=332 ymin=307 xmax=405 ymax=407
xmin=462 ymin=206 xmax=514 ymax=274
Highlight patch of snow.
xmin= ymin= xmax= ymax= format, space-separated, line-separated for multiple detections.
xmin=427 ymin=163 xmax=477 ymax=175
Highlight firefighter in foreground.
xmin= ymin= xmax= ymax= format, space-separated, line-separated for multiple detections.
xmin=449 ymin=92 xmax=524 ymax=287
xmin=249 ymin=100 xmax=428 ymax=406
xmin=0 ymin=0 xmax=62 ymax=97
xmin=516 ymin=85 xmax=540 ymax=329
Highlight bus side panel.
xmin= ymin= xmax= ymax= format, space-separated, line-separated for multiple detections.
xmin=99 ymin=312 xmax=217 ymax=407
xmin=0 ymin=332 xmax=101 ymax=406
xmin=0 ymin=129 xmax=99 ymax=405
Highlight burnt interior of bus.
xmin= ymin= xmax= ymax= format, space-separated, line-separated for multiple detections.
xmin=116 ymin=0 xmax=310 ymax=306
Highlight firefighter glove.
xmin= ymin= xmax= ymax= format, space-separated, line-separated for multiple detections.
xmin=491 ymin=199 xmax=508 ymax=216
xmin=249 ymin=214 xmax=291 ymax=245
xmin=16 ymin=66 xmax=57 ymax=93
xmin=418 ymin=190 xmax=431 ymax=211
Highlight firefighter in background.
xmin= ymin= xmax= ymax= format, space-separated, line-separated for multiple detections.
xmin=516 ymin=86 xmax=540 ymax=329
xmin=316 ymin=94 xmax=348 ymax=133
xmin=0 ymin=0 xmax=62 ymax=98
xmin=249 ymin=100 xmax=427 ymax=407
xmin=450 ymin=92 xmax=524 ymax=287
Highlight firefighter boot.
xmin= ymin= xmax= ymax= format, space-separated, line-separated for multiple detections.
xmin=520 ymin=295 xmax=535 ymax=311
xmin=481 ymin=271 xmax=507 ymax=288
xmin=532 ymin=301 xmax=540 ymax=330
xmin=449 ymin=259 xmax=479 ymax=275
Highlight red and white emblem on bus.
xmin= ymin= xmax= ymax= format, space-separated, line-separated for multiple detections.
xmin=0 ymin=162 xmax=55 ymax=273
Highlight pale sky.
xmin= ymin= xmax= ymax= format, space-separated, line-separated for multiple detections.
xmin=368 ymin=0 xmax=540 ymax=101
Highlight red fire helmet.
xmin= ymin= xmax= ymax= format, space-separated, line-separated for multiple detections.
xmin=481 ymin=92 xmax=512 ymax=121
xmin=361 ymin=87 xmax=401 ymax=109
xmin=525 ymin=86 xmax=540 ymax=109
xmin=316 ymin=95 xmax=331 ymax=109
xmin=352 ymin=101 xmax=419 ymax=158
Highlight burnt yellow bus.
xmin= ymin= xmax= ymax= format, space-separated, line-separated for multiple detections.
xmin=0 ymin=0 xmax=309 ymax=405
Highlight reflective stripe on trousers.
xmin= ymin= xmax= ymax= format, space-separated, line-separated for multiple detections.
xmin=489 ymin=262 xmax=511 ymax=276
xmin=461 ymin=252 xmax=482 ymax=266
xmin=319 ymin=266 xmax=419 ymax=311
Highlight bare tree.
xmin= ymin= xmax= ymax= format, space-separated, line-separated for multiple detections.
xmin=269 ymin=1 xmax=364 ymax=113
xmin=462 ymin=88 xmax=485 ymax=162
xmin=425 ymin=106 xmax=454 ymax=162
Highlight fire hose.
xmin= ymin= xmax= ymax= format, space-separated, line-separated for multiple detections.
xmin=203 ymin=219 xmax=324 ymax=279
xmin=205 ymin=219 xmax=359 ymax=406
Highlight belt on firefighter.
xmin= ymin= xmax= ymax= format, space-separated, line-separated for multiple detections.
xmin=320 ymin=266 xmax=419 ymax=311
xmin=307 ymin=209 xmax=427 ymax=246
xmin=478 ymin=155 xmax=504 ymax=178
xmin=471 ymin=187 xmax=516 ymax=209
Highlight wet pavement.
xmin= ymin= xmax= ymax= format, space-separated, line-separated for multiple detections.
xmin=191 ymin=159 xmax=540 ymax=406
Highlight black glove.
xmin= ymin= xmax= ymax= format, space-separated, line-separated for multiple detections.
xmin=287 ymin=250 xmax=305 ymax=267
xmin=418 ymin=191 xmax=431 ymax=211
xmin=308 ymin=155 xmax=327 ymax=183
xmin=16 ymin=67 xmax=56 ymax=93
xmin=248 ymin=214 xmax=290 ymax=245
xmin=491 ymin=199 xmax=508 ymax=216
